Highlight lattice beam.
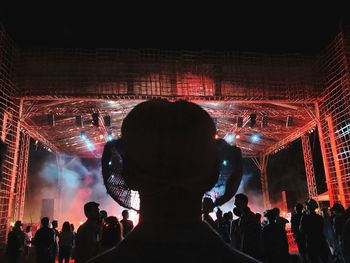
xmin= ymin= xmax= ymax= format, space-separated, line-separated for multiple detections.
xmin=252 ymin=154 xmax=270 ymax=210
xmin=301 ymin=135 xmax=318 ymax=199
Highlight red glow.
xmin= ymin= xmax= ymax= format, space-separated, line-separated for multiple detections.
xmin=99 ymin=134 xmax=104 ymax=139
xmin=215 ymin=134 xmax=219 ymax=140
xmin=235 ymin=134 xmax=240 ymax=139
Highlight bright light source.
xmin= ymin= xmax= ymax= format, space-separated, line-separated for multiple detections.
xmin=107 ymin=131 xmax=113 ymax=141
xmin=99 ymin=134 xmax=104 ymax=139
xmin=235 ymin=134 xmax=241 ymax=139
xmin=80 ymin=132 xmax=87 ymax=140
xmin=251 ymin=134 xmax=260 ymax=143
xmin=215 ymin=134 xmax=219 ymax=140
xmin=224 ymin=133 xmax=234 ymax=144
xmin=108 ymin=161 xmax=112 ymax=166
xmin=10 ymin=222 xmax=14 ymax=227
xmin=223 ymin=160 xmax=228 ymax=166
xmin=79 ymin=221 xmax=83 ymax=225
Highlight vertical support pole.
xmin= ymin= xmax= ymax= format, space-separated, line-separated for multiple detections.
xmin=315 ymin=102 xmax=334 ymax=205
xmin=326 ymin=115 xmax=346 ymax=207
xmin=56 ymin=153 xmax=63 ymax=221
xmin=19 ymin=132 xmax=30 ymax=221
xmin=260 ymin=154 xmax=270 ymax=210
xmin=6 ymin=99 xmax=23 ymax=233
xmin=301 ymin=134 xmax=318 ymax=199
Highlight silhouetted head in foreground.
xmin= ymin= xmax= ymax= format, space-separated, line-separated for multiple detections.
xmin=121 ymin=99 xmax=220 ymax=223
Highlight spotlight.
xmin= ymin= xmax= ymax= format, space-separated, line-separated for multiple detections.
xmin=235 ymin=134 xmax=241 ymax=139
xmin=215 ymin=134 xmax=219 ymax=140
xmin=92 ymin=113 xmax=99 ymax=127
xmin=99 ymin=134 xmax=104 ymax=139
xmin=80 ymin=132 xmax=87 ymax=140
xmin=224 ymin=133 xmax=234 ymax=144
xmin=251 ymin=134 xmax=260 ymax=142
xmin=104 ymin=115 xmax=111 ymax=127
xmin=249 ymin=114 xmax=257 ymax=128
xmin=222 ymin=160 xmax=228 ymax=166
xmin=107 ymin=131 xmax=113 ymax=141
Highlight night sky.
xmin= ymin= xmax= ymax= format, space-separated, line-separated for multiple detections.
xmin=1 ymin=1 xmax=345 ymax=217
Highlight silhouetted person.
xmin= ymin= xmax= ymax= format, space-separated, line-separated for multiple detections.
xmin=90 ymin=100 xmax=259 ymax=262
xmin=33 ymin=217 xmax=55 ymax=263
xmin=24 ymin=225 xmax=33 ymax=262
xmin=261 ymin=209 xmax=289 ymax=263
xmin=234 ymin=193 xmax=261 ymax=259
xmin=202 ymin=197 xmax=217 ymax=230
xmin=221 ymin=212 xmax=232 ymax=243
xmin=291 ymin=203 xmax=307 ymax=263
xmin=273 ymin=208 xmax=288 ymax=231
xmin=101 ymin=216 xmax=122 ymax=250
xmin=70 ymin=224 xmax=76 ymax=260
xmin=6 ymin=221 xmax=25 ymax=263
xmin=51 ymin=220 xmax=59 ymax=263
xmin=120 ymin=210 xmax=134 ymax=237
xmin=215 ymin=207 xmax=224 ymax=232
xmin=231 ymin=207 xmax=242 ymax=249
xmin=75 ymin=201 xmax=101 ymax=263
xmin=300 ymin=199 xmax=329 ymax=263
xmin=58 ymin=221 xmax=74 ymax=263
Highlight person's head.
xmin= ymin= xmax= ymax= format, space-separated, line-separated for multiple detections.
xmin=305 ymin=198 xmax=318 ymax=212
xmin=52 ymin=220 xmax=58 ymax=229
xmin=41 ymin=217 xmax=50 ymax=227
xmin=62 ymin=221 xmax=71 ymax=232
xmin=227 ymin=211 xmax=233 ymax=221
xmin=70 ymin=224 xmax=75 ymax=231
xmin=202 ymin=197 xmax=215 ymax=214
xmin=100 ymin=210 xmax=108 ymax=220
xmin=84 ymin=201 xmax=100 ymax=220
xmin=122 ymin=210 xmax=129 ymax=219
xmin=264 ymin=209 xmax=277 ymax=223
xmin=25 ymin=225 xmax=31 ymax=232
xmin=121 ymin=100 xmax=220 ymax=221
xmin=331 ymin=203 xmax=345 ymax=215
xmin=14 ymin=220 xmax=22 ymax=230
xmin=216 ymin=207 xmax=223 ymax=219
xmin=272 ymin=207 xmax=280 ymax=217
xmin=294 ymin=203 xmax=304 ymax=214
xmin=234 ymin=193 xmax=248 ymax=210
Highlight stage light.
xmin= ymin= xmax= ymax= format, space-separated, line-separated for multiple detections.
xmin=222 ymin=160 xmax=228 ymax=166
xmin=249 ymin=114 xmax=257 ymax=128
xmin=107 ymin=131 xmax=113 ymax=141
xmin=99 ymin=134 xmax=104 ymax=139
xmin=80 ymin=132 xmax=87 ymax=140
xmin=215 ymin=134 xmax=219 ymax=140
xmin=92 ymin=113 xmax=99 ymax=127
xmin=224 ymin=133 xmax=234 ymax=144
xmin=235 ymin=134 xmax=241 ymax=139
xmin=251 ymin=134 xmax=260 ymax=142
xmin=86 ymin=141 xmax=95 ymax=150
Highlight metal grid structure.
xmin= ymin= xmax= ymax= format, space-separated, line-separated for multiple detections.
xmin=316 ymin=26 xmax=350 ymax=207
xmin=0 ymin=23 xmax=350 ymax=246
xmin=301 ymin=134 xmax=318 ymax=199
xmin=0 ymin=25 xmax=21 ymax=247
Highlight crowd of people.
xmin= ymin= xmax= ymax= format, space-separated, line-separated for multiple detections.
xmin=5 ymin=204 xmax=134 ymax=263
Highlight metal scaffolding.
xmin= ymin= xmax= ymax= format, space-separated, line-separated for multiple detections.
xmin=301 ymin=134 xmax=318 ymax=199
xmin=0 ymin=23 xmax=350 ymax=246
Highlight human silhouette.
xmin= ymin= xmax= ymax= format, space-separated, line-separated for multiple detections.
xmin=6 ymin=220 xmax=25 ymax=263
xmin=89 ymin=99 xmax=259 ymax=262
xmin=51 ymin=220 xmax=59 ymax=263
xmin=58 ymin=221 xmax=74 ymax=263
xmin=234 ymin=193 xmax=261 ymax=260
xmin=120 ymin=210 xmax=134 ymax=237
xmin=202 ymin=197 xmax=217 ymax=230
xmin=290 ymin=203 xmax=306 ymax=263
xmin=261 ymin=209 xmax=289 ymax=263
xmin=101 ymin=216 xmax=122 ymax=250
xmin=33 ymin=217 xmax=55 ymax=263
xmin=300 ymin=199 xmax=329 ymax=263
xmin=75 ymin=201 xmax=101 ymax=263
